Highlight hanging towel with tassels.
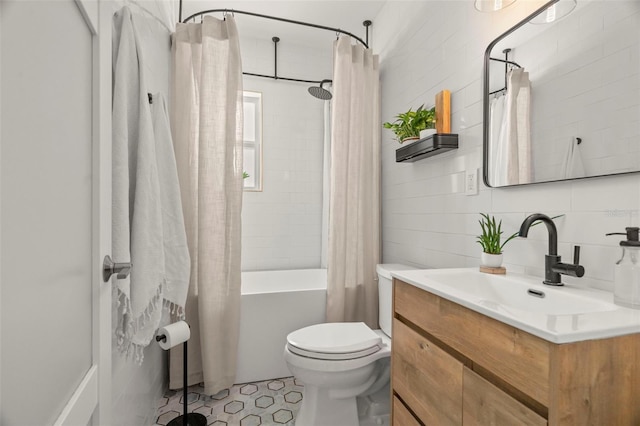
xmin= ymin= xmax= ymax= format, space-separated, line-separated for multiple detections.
xmin=150 ymin=92 xmax=190 ymax=319
xmin=561 ymin=137 xmax=586 ymax=179
xmin=112 ymin=7 xmax=190 ymax=364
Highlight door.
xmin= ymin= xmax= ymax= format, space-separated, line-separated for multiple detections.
xmin=0 ymin=0 xmax=111 ymax=424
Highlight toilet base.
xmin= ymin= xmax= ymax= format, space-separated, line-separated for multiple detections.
xmin=295 ymin=381 xmax=391 ymax=426
xmin=295 ymin=384 xmax=359 ymax=426
xmin=357 ymin=382 xmax=391 ymax=426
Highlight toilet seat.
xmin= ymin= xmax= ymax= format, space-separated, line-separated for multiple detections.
xmin=288 ymin=343 xmax=382 ymax=360
xmin=287 ymin=322 xmax=382 ymax=361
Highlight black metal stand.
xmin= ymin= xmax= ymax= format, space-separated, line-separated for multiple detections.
xmin=166 ymin=340 xmax=207 ymax=426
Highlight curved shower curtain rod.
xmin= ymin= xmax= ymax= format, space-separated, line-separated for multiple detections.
xmin=177 ymin=1 xmax=372 ymax=96
xmin=178 ymin=2 xmax=370 ymax=48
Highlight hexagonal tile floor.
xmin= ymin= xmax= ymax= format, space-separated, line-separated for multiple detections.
xmin=155 ymin=377 xmax=303 ymax=426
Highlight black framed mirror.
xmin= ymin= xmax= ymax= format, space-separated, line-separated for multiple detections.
xmin=483 ymin=0 xmax=640 ymax=188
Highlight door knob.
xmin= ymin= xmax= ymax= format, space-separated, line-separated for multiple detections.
xmin=102 ymin=255 xmax=133 ymax=282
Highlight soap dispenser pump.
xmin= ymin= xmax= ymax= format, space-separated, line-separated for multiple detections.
xmin=606 ymin=227 xmax=640 ymax=309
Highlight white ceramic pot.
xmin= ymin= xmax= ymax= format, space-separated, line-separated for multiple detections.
xmin=400 ymin=136 xmax=419 ymax=144
xmin=481 ymin=252 xmax=503 ymax=268
xmin=419 ymin=128 xmax=437 ymax=139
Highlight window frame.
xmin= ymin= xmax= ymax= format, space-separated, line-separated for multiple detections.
xmin=242 ymin=90 xmax=263 ymax=192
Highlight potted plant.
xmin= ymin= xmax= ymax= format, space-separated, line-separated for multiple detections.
xmin=383 ymin=104 xmax=436 ymax=144
xmin=476 ymin=213 xmax=564 ymax=267
xmin=476 ymin=213 xmax=517 ymax=267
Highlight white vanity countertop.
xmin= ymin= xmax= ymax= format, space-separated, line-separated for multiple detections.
xmin=391 ymin=268 xmax=640 ymax=343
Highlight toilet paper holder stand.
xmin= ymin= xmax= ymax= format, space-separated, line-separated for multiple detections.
xmin=156 ymin=327 xmax=207 ymax=426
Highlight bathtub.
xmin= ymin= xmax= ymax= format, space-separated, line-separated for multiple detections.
xmin=235 ymin=269 xmax=327 ymax=384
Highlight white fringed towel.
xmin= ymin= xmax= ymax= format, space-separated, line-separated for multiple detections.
xmin=150 ymin=93 xmax=190 ymax=314
xmin=561 ymin=137 xmax=585 ymax=179
xmin=112 ymin=7 xmax=190 ymax=364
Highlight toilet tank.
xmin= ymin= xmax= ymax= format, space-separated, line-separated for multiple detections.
xmin=376 ymin=263 xmax=417 ymax=337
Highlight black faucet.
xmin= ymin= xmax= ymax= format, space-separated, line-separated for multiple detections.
xmin=518 ymin=213 xmax=585 ymax=286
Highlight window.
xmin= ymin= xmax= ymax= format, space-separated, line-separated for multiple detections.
xmin=243 ymin=91 xmax=262 ymax=191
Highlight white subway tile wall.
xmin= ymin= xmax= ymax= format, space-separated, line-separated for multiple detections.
xmin=240 ymin=37 xmax=332 ymax=271
xmin=374 ymin=0 xmax=640 ymax=292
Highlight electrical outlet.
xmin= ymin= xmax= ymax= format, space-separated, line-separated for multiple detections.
xmin=466 ymin=168 xmax=478 ymax=195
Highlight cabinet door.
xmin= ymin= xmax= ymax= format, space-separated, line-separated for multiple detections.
xmin=393 ymin=319 xmax=463 ymax=425
xmin=393 ymin=396 xmax=421 ymax=426
xmin=463 ymin=368 xmax=547 ymax=426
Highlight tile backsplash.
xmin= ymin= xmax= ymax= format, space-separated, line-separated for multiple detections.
xmin=374 ymin=0 xmax=640 ymax=292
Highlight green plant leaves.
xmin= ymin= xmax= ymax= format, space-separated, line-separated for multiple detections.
xmin=476 ymin=213 xmax=565 ymax=255
xmin=382 ymin=104 xmax=436 ymax=142
xmin=476 ymin=213 xmax=518 ymax=255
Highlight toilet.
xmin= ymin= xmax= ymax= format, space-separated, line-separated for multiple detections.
xmin=284 ymin=264 xmax=416 ymax=426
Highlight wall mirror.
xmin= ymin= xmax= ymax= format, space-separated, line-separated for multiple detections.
xmin=483 ymin=0 xmax=640 ymax=187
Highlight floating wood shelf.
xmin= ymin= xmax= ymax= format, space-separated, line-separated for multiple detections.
xmin=395 ymin=133 xmax=458 ymax=163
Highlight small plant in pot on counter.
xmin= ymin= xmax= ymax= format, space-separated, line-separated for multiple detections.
xmin=383 ymin=104 xmax=436 ymax=144
xmin=476 ymin=213 xmax=564 ymax=268
xmin=476 ymin=213 xmax=518 ymax=267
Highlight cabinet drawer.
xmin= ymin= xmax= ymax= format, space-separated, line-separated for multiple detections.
xmin=392 ymin=318 xmax=463 ymax=425
xmin=392 ymin=396 xmax=421 ymax=426
xmin=463 ymin=367 xmax=547 ymax=426
xmin=394 ymin=279 xmax=550 ymax=406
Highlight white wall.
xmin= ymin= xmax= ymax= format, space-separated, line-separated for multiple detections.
xmin=110 ymin=3 xmax=173 ymax=425
xmin=240 ymin=37 xmax=332 ymax=271
xmin=374 ymin=0 xmax=640 ymax=292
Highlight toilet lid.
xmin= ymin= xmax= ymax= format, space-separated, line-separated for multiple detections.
xmin=286 ymin=322 xmax=382 ymax=359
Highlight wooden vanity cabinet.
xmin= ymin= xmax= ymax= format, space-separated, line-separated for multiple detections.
xmin=391 ymin=279 xmax=640 ymax=426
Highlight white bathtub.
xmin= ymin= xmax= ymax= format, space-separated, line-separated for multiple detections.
xmin=235 ymin=269 xmax=327 ymax=384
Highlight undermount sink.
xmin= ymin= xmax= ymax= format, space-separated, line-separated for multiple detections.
xmin=391 ymin=268 xmax=640 ymax=343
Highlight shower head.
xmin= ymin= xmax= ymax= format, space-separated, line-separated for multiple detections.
xmin=308 ymin=79 xmax=332 ymax=100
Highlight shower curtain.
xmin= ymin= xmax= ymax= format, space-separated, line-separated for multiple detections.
xmin=321 ymin=98 xmax=331 ymax=269
xmin=492 ymin=68 xmax=532 ymax=185
xmin=488 ymin=94 xmax=505 ymax=186
xmin=327 ymin=36 xmax=381 ymax=328
xmin=169 ymin=16 xmax=244 ymax=394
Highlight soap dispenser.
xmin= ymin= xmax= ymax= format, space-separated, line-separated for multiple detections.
xmin=606 ymin=227 xmax=640 ymax=309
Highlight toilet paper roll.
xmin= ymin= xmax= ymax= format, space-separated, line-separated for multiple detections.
xmin=156 ymin=321 xmax=190 ymax=350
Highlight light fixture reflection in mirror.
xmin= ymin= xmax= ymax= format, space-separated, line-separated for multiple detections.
xmin=474 ymin=0 xmax=517 ymax=13
xmin=530 ymin=0 xmax=577 ymax=24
